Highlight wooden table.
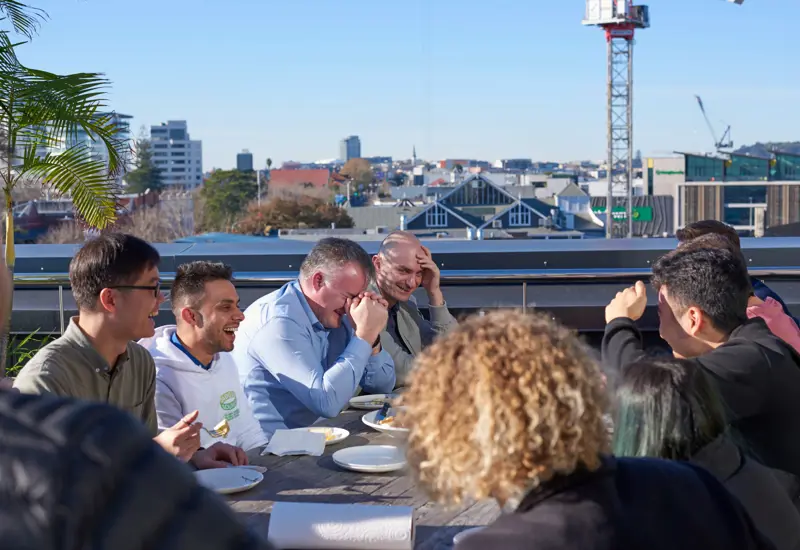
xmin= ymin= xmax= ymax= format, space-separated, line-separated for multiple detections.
xmin=228 ymin=409 xmax=500 ymax=549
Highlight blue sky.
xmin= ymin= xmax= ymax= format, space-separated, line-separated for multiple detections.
xmin=13 ymin=0 xmax=800 ymax=169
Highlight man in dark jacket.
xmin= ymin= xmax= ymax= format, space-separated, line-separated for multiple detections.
xmin=602 ymin=246 xmax=800 ymax=478
xmin=0 ymin=389 xmax=274 ymax=550
xmin=676 ymin=220 xmax=798 ymax=325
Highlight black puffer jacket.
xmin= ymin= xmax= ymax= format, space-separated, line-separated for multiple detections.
xmin=0 ymin=389 xmax=274 ymax=550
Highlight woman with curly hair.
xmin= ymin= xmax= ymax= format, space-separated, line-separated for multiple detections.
xmin=400 ymin=310 xmax=774 ymax=550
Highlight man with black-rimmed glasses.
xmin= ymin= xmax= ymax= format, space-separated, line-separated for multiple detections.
xmin=14 ymin=233 xmax=242 ymax=470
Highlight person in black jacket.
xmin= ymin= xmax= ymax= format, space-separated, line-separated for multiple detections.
xmin=399 ymin=310 xmax=775 ymax=550
xmin=613 ymin=356 xmax=800 ymax=550
xmin=675 ymin=220 xmax=798 ymax=325
xmin=0 ymin=389 xmax=274 ymax=550
xmin=602 ymin=246 xmax=800 ymax=478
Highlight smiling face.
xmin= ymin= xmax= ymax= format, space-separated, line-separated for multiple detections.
xmin=304 ymin=262 xmax=369 ymax=329
xmin=191 ymin=279 xmax=244 ymax=354
xmin=374 ymin=241 xmax=424 ymax=304
xmin=105 ymin=265 xmax=166 ymax=341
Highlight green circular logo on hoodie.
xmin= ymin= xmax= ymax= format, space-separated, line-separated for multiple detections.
xmin=220 ymin=391 xmax=237 ymax=411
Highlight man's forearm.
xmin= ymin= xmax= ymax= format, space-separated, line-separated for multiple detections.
xmin=601 ymin=317 xmax=648 ymax=372
xmin=427 ymin=288 xmax=445 ymax=307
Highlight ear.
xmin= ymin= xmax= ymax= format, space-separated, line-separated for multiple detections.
xmin=311 ymin=272 xmax=325 ymax=292
xmin=372 ymin=254 xmax=382 ymax=271
xmin=98 ymin=288 xmax=117 ymax=313
xmin=179 ymin=307 xmax=197 ymax=326
xmin=686 ymin=306 xmax=704 ymax=336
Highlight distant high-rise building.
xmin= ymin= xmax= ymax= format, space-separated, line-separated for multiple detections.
xmin=237 ymin=150 xmax=254 ymax=171
xmin=150 ymin=120 xmax=203 ymax=188
xmin=339 ymin=135 xmax=361 ymax=162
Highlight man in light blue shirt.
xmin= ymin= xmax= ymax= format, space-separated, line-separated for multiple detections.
xmin=233 ymin=238 xmax=396 ymax=437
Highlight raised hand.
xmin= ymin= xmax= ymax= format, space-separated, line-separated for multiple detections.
xmin=349 ymin=294 xmax=388 ymax=345
xmin=605 ymin=280 xmax=648 ymax=323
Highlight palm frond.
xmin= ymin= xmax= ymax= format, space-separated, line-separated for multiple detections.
xmin=18 ymin=144 xmax=117 ymax=228
xmin=0 ymin=1 xmax=46 ymax=39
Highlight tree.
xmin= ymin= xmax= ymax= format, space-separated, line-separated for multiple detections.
xmin=234 ymin=195 xmax=354 ymax=235
xmin=266 ymin=157 xmax=272 ymax=170
xmin=198 ymin=169 xmax=257 ymax=231
xmin=0 ymin=1 xmax=128 ymax=375
xmin=340 ymin=158 xmax=373 ymax=188
xmin=124 ymin=131 xmax=163 ymax=194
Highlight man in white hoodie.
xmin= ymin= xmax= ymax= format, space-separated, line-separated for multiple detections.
xmin=140 ymin=261 xmax=269 ymax=454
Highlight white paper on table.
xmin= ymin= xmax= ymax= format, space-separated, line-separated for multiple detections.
xmin=267 ymin=502 xmax=415 ymax=550
xmin=261 ymin=429 xmax=325 ymax=457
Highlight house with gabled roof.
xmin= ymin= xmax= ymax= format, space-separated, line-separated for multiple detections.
xmin=404 ymin=173 xmax=602 ymax=236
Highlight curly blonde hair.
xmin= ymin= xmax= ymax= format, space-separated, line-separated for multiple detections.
xmin=399 ymin=310 xmax=609 ymax=507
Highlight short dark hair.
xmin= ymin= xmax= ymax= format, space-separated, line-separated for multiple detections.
xmin=69 ymin=233 xmax=160 ymax=310
xmin=300 ymin=238 xmax=374 ymax=281
xmin=676 ymin=220 xmax=741 ymax=249
xmin=651 ymin=246 xmax=750 ymax=334
xmin=170 ymin=261 xmax=234 ymax=312
xmin=613 ymin=357 xmax=727 ymax=460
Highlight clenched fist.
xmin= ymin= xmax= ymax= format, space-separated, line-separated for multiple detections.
xmin=605 ymin=280 xmax=648 ymax=323
xmin=348 ymin=295 xmax=388 ymax=345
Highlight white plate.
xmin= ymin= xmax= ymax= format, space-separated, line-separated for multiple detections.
xmin=348 ymin=393 xmax=398 ymax=410
xmin=362 ymin=408 xmax=409 ymax=438
xmin=453 ymin=527 xmax=486 ymax=545
xmin=332 ymin=445 xmax=407 ymax=473
xmin=291 ymin=426 xmax=349 ymax=446
xmin=194 ymin=467 xmax=264 ymax=495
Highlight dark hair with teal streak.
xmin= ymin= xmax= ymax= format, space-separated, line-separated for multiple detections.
xmin=612 ymin=357 xmax=727 ymax=460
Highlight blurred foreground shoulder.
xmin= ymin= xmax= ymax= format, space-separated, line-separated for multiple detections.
xmin=0 ymin=389 xmax=274 ymax=550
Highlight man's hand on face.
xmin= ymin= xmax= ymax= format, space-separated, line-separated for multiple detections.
xmin=190 ymin=442 xmax=248 ymax=470
xmin=153 ymin=410 xmax=203 ymax=461
xmin=348 ymin=294 xmax=388 ymax=345
xmin=417 ymin=246 xmax=444 ymax=306
xmin=359 ymin=291 xmax=389 ymax=309
xmin=605 ymin=280 xmax=648 ymax=323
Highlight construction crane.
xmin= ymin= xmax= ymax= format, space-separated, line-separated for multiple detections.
xmin=583 ymin=0 xmax=744 ymax=238
xmin=695 ymin=95 xmax=733 ymax=153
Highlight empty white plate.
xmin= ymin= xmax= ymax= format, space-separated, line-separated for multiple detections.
xmin=194 ymin=467 xmax=264 ymax=494
xmin=453 ymin=527 xmax=486 ymax=545
xmin=291 ymin=426 xmax=350 ymax=446
xmin=348 ymin=394 xmax=397 ymax=410
xmin=332 ymin=445 xmax=407 ymax=473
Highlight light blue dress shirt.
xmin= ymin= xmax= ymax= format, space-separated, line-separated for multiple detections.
xmin=232 ymin=280 xmax=396 ymax=437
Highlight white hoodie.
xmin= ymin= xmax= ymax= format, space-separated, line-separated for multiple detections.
xmin=139 ymin=325 xmax=269 ymax=451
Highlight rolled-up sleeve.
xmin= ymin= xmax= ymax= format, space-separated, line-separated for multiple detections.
xmin=249 ymin=317 xmax=373 ymax=419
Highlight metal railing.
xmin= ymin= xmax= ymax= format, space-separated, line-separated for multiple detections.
xmin=13 ymin=267 xmax=800 ymax=336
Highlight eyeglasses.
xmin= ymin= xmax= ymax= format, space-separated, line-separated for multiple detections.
xmin=108 ymin=282 xmax=162 ymax=298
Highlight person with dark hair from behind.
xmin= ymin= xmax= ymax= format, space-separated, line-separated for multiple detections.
xmin=676 ymin=219 xmax=798 ymax=324
xmin=0 ymin=389 xmax=275 ymax=550
xmin=402 ymin=310 xmax=775 ymax=550
xmin=139 ymin=261 xmax=268 ymax=452
xmin=233 ymin=237 xmax=395 ymax=437
xmin=613 ymin=357 xmax=800 ymax=550
xmin=13 ymin=233 xmax=244 ymax=470
xmin=602 ymin=246 xmax=800 ymax=480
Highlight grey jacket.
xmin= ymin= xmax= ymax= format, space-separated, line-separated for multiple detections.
xmin=692 ymin=435 xmax=800 ymax=550
xmin=380 ymin=295 xmax=457 ymax=387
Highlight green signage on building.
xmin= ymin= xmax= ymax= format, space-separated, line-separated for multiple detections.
xmin=592 ymin=206 xmax=654 ymax=222
xmin=655 ymin=170 xmax=684 ymax=175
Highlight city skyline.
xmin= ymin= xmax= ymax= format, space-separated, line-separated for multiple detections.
xmin=14 ymin=0 xmax=800 ymax=170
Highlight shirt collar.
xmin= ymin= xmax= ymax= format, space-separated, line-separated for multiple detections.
xmin=170 ymin=331 xmax=213 ymax=370
xmin=289 ymin=280 xmax=326 ymax=332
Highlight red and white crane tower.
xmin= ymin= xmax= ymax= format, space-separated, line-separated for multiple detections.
xmin=583 ymin=0 xmax=650 ymax=239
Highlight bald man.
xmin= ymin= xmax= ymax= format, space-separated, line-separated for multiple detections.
xmin=372 ymin=232 xmax=457 ymax=387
